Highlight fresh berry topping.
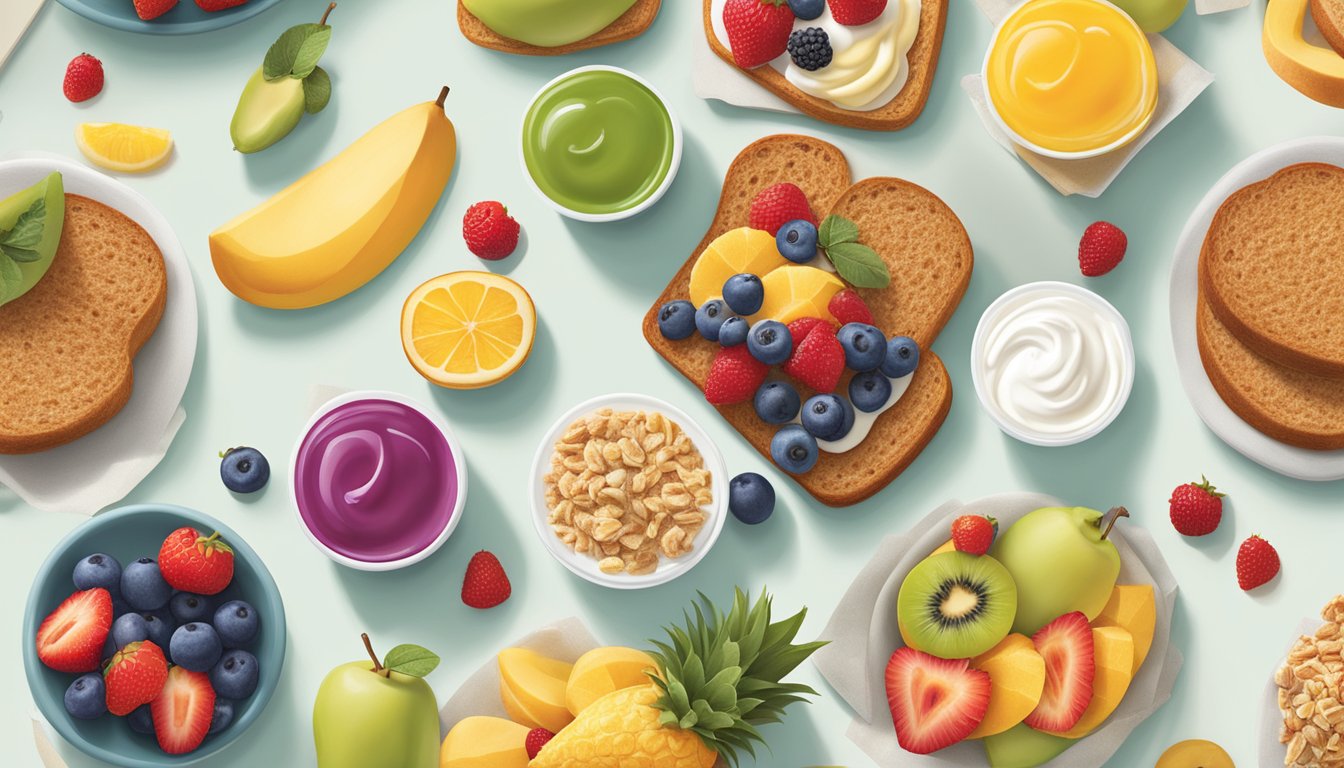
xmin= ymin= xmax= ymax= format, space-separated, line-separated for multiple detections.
xmin=1236 ymin=535 xmax=1280 ymax=591
xmin=849 ymin=370 xmax=892 ymax=413
xmin=828 ymin=288 xmax=874 ymax=326
xmin=837 ymin=322 xmax=887 ymax=372
xmin=776 ymin=219 xmax=819 ymax=263
xmin=718 ymin=316 xmax=750 ymax=347
xmin=525 ymin=728 xmax=554 ymax=759
xmin=195 ymin=0 xmax=250 ymax=10
xmin=695 ymin=299 xmax=732 ymax=342
xmin=799 ymin=393 xmax=846 ymax=440
xmin=830 ymin=0 xmax=889 ymax=25
xmin=788 ymin=0 xmax=826 ymax=19
xmin=657 ymin=300 xmax=697 ymax=340
xmin=151 ymin=666 xmax=215 ymax=754
xmin=884 ymin=647 xmax=991 ymax=754
xmin=63 ymin=54 xmax=104 ymax=103
xmin=1025 ymin=612 xmax=1094 ymax=733
xmin=1168 ymin=476 xmax=1225 ymax=537
xmin=36 ymin=588 xmax=112 ymax=673
xmin=462 ymin=551 xmax=512 ymax=609
xmin=1078 ymin=221 xmax=1127 ymax=277
xmin=784 ymin=324 xmax=845 ymax=393
xmin=723 ymin=273 xmax=765 ymax=315
xmin=787 ymin=316 xmax=835 ymax=344
xmin=220 ymin=446 xmax=270 ymax=494
xmin=754 ymin=380 xmax=801 ymax=424
xmin=787 ymin=28 xmax=833 ymax=71
xmin=723 ymin=0 xmax=796 ymax=70
xmin=463 ymin=201 xmax=521 ymax=260
xmin=770 ymin=424 xmax=819 ymax=474
xmin=950 ymin=515 xmax=998 ymax=556
xmin=748 ymin=319 xmax=793 ymax=365
xmin=159 ymin=527 xmax=234 ymax=595
xmin=105 ymin=640 xmax=169 ymax=716
xmin=750 ymin=183 xmax=816 ymax=236
xmin=64 ymin=673 xmax=107 ymax=720
xmin=880 ymin=336 xmax=920 ymax=379
xmin=133 ymin=0 xmax=178 ymax=20
xmin=729 ymin=472 xmax=776 ymax=524
xmin=705 ymin=344 xmax=770 ymax=405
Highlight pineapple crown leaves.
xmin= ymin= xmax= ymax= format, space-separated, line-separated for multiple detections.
xmin=646 ymin=588 xmax=828 ymax=767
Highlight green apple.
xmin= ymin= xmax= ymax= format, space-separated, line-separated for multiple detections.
xmin=313 ymin=634 xmax=441 ymax=768
xmin=0 ymin=172 xmax=65 ymax=307
xmin=460 ymin=0 xmax=638 ymax=48
xmin=983 ymin=723 xmax=1076 ymax=768
xmin=990 ymin=506 xmax=1127 ymax=636
xmin=1112 ymin=0 xmax=1188 ymax=33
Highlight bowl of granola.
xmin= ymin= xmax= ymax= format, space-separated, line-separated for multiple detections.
xmin=1264 ymin=596 xmax=1344 ymax=767
xmin=529 ymin=393 xmax=728 ymax=590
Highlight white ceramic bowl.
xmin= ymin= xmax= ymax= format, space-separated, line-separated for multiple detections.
xmin=530 ymin=393 xmax=728 ymax=590
xmin=519 ymin=65 xmax=683 ymax=223
xmin=971 ymin=281 xmax=1135 ymax=447
xmin=980 ymin=0 xmax=1157 ymax=161
xmin=289 ymin=390 xmax=467 ymax=572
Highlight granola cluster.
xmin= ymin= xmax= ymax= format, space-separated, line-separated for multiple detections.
xmin=1278 ymin=596 xmax=1344 ymax=766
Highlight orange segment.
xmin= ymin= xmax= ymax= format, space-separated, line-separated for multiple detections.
xmin=688 ymin=227 xmax=788 ymax=308
xmin=401 ymin=271 xmax=536 ymax=389
xmin=753 ymin=265 xmax=844 ymax=324
xmin=74 ymin=123 xmax=173 ymax=173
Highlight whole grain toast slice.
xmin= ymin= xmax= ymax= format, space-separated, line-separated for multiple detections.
xmin=1197 ymin=296 xmax=1344 ymax=450
xmin=703 ymin=0 xmax=948 ymax=131
xmin=1200 ymin=163 xmax=1344 ymax=378
xmin=641 ymin=135 xmax=973 ymax=506
xmin=0 ymin=195 xmax=167 ymax=454
xmin=458 ymin=0 xmax=661 ymax=56
xmin=1312 ymin=0 xmax=1344 ymax=57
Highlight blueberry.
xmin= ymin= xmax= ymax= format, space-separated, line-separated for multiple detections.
xmin=170 ymin=592 xmax=215 ymax=625
xmin=221 ymin=447 xmax=270 ymax=494
xmin=209 ymin=699 xmax=235 ymax=734
xmin=770 ymin=425 xmax=819 ymax=474
xmin=121 ymin=558 xmax=171 ymax=612
xmin=775 ymin=220 xmax=818 ymax=263
xmin=128 ymin=705 xmax=155 ymax=735
xmin=170 ymin=622 xmax=223 ymax=672
xmin=753 ymin=380 xmax=801 ymax=425
xmin=210 ymin=649 xmax=260 ymax=700
xmin=833 ymin=394 xmax=856 ymax=441
xmin=747 ymin=320 xmax=793 ymax=365
xmin=142 ymin=611 xmax=175 ymax=650
xmin=722 ymin=274 xmax=764 ymax=316
xmin=64 ymin=674 xmax=106 ymax=720
xmin=213 ymin=600 xmax=260 ymax=648
xmin=102 ymin=634 xmax=117 ymax=663
xmin=73 ymin=553 xmax=122 ymax=600
xmin=801 ymin=394 xmax=847 ymax=440
xmin=694 ymin=299 xmax=732 ymax=342
xmin=850 ymin=370 xmax=893 ymax=413
xmin=657 ymin=300 xmax=697 ymax=340
xmin=787 ymin=0 xmax=825 ymax=20
xmin=729 ymin=473 xmax=776 ymax=525
xmin=111 ymin=613 xmax=149 ymax=649
xmin=880 ymin=336 xmax=921 ymax=379
xmin=717 ymin=316 xmax=749 ymax=347
xmin=837 ymin=323 xmax=887 ymax=372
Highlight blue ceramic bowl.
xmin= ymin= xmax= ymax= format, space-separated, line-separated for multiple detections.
xmin=23 ymin=504 xmax=286 ymax=767
xmin=55 ymin=0 xmax=287 ymax=35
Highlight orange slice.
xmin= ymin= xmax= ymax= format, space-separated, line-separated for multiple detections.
xmin=688 ymin=227 xmax=787 ymax=308
xmin=753 ymin=265 xmax=844 ymax=324
xmin=401 ymin=271 xmax=536 ymax=389
xmin=74 ymin=123 xmax=173 ymax=173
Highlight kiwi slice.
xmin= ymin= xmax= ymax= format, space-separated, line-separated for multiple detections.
xmin=897 ymin=551 xmax=1017 ymax=660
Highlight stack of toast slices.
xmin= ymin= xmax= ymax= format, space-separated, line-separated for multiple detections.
xmin=1196 ymin=163 xmax=1344 ymax=451
xmin=642 ymin=135 xmax=972 ymax=506
xmin=458 ymin=0 xmax=661 ymax=55
xmin=0 ymin=195 xmax=167 ymax=454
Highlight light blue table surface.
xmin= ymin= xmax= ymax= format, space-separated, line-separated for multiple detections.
xmin=2 ymin=1 xmax=1341 ymax=765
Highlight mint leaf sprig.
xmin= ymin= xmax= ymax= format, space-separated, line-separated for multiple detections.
xmin=0 ymin=197 xmax=50 ymax=302
xmin=818 ymin=214 xmax=890 ymax=289
xmin=262 ymin=3 xmax=336 ymax=115
xmin=360 ymin=633 xmax=440 ymax=679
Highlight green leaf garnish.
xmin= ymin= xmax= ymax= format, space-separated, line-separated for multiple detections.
xmin=290 ymin=25 xmax=332 ymax=79
xmin=818 ymin=214 xmax=859 ymax=248
xmin=2 ymin=197 xmax=46 ymax=261
xmin=825 ymin=241 xmax=890 ymax=289
xmin=382 ymin=644 xmax=440 ymax=678
xmin=303 ymin=66 xmax=332 ymax=115
xmin=0 ymin=251 xmax=21 ymax=302
xmin=263 ymin=19 xmax=331 ymax=81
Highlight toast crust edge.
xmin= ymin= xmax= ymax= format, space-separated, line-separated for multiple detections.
xmin=458 ymin=0 xmax=661 ymax=56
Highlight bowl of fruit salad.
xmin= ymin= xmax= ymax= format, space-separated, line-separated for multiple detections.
xmin=23 ymin=503 xmax=285 ymax=767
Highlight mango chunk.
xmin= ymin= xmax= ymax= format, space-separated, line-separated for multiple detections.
xmin=497 ymin=648 xmax=574 ymax=733
xmin=969 ymin=634 xmax=1047 ymax=739
xmin=565 ymin=646 xmax=658 ymax=716
xmin=1093 ymin=584 xmax=1156 ymax=675
xmin=1056 ymin=626 xmax=1135 ymax=739
xmin=440 ymin=716 xmax=531 ymax=768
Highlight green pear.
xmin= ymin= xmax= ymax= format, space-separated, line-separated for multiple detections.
xmin=0 ymin=172 xmax=65 ymax=307
xmin=1111 ymin=0 xmax=1188 ymax=33
xmin=983 ymin=723 xmax=1076 ymax=768
xmin=990 ymin=506 xmax=1127 ymax=636
xmin=461 ymin=0 xmax=638 ymax=48
xmin=313 ymin=634 xmax=441 ymax=768
xmin=230 ymin=67 xmax=306 ymax=154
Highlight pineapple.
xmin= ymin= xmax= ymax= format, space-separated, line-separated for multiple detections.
xmin=531 ymin=589 xmax=826 ymax=768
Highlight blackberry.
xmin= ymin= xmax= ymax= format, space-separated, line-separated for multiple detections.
xmin=787 ymin=27 xmax=832 ymax=72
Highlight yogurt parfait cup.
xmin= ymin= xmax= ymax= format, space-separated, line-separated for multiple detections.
xmin=971 ymin=281 xmax=1135 ymax=446
xmin=290 ymin=390 xmax=467 ymax=571
xmin=520 ymin=65 xmax=683 ymax=223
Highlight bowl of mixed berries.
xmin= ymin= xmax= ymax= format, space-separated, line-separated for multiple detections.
xmin=23 ymin=504 xmax=285 ymax=766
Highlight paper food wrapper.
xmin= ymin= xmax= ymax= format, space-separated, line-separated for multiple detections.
xmin=967 ymin=0 xmax=1213 ymax=198
xmin=813 ymin=492 xmax=1183 ymax=767
xmin=693 ymin=0 xmax=812 ymax=117
xmin=1259 ymin=619 xmax=1322 ymax=767
xmin=0 ymin=154 xmax=196 ymax=516
xmin=1197 ymin=0 xmax=1250 ymax=13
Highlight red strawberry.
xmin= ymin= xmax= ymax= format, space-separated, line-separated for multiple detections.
xmin=722 ymin=0 xmax=795 ymax=70
xmin=749 ymin=183 xmax=816 ymax=236
xmin=783 ymin=325 xmax=845 ymax=393
xmin=159 ymin=527 xmax=234 ymax=595
xmin=36 ymin=588 xmax=112 ymax=673
xmin=1078 ymin=221 xmax=1127 ymax=277
xmin=1168 ymin=476 xmax=1225 ymax=537
xmin=1237 ymin=535 xmax=1280 ymax=591
xmin=463 ymin=201 xmax=521 ymax=261
xmin=462 ymin=551 xmax=512 ymax=609
xmin=525 ymin=728 xmax=554 ymax=759
xmin=787 ymin=316 xmax=835 ymax=344
xmin=950 ymin=515 xmax=997 ymax=556
xmin=62 ymin=54 xmax=104 ymax=103
xmin=884 ymin=647 xmax=990 ymax=754
xmin=828 ymin=288 xmax=874 ymax=326
xmin=705 ymin=345 xmax=769 ymax=405
xmin=151 ymin=666 xmax=215 ymax=754
xmin=104 ymin=641 xmax=169 ymax=716
xmin=1025 ymin=612 xmax=1094 ymax=733
xmin=133 ymin=0 xmax=178 ymax=20
xmin=831 ymin=0 xmax=889 ymax=25
xmin=195 ymin=0 xmax=249 ymax=10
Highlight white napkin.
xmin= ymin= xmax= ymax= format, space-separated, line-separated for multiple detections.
xmin=1196 ymin=0 xmax=1250 ymax=13
xmin=693 ymin=0 xmax=802 ymax=117
xmin=0 ymin=0 xmax=45 ymax=73
xmin=814 ymin=492 xmax=1183 ymax=767
xmin=966 ymin=0 xmax=1214 ymax=198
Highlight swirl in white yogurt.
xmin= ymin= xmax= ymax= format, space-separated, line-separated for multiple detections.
xmin=782 ymin=0 xmax=923 ymax=112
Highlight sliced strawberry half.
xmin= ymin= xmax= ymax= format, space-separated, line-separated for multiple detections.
xmin=1025 ymin=612 xmax=1095 ymax=733
xmin=151 ymin=666 xmax=216 ymax=755
xmin=36 ymin=588 xmax=112 ymax=673
xmin=105 ymin=640 xmax=169 ymax=716
xmin=885 ymin=647 xmax=990 ymax=754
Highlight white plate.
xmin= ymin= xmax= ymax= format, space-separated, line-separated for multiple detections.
xmin=529 ymin=393 xmax=728 ymax=590
xmin=1169 ymin=136 xmax=1344 ymax=481
xmin=0 ymin=154 xmax=197 ymax=513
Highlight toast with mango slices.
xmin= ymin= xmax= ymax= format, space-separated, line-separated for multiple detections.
xmin=641 ymin=135 xmax=972 ymax=506
xmin=458 ymin=0 xmax=661 ymax=56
